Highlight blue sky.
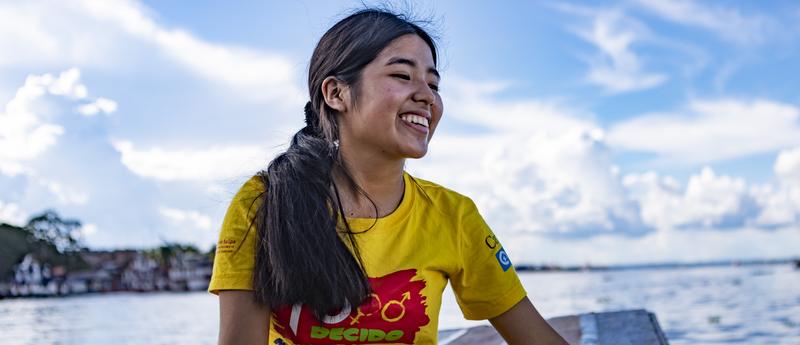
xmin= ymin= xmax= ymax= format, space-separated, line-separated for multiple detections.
xmin=1 ymin=0 xmax=799 ymax=265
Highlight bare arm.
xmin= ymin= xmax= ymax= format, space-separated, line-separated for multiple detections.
xmin=489 ymin=297 xmax=568 ymax=345
xmin=218 ymin=290 xmax=270 ymax=345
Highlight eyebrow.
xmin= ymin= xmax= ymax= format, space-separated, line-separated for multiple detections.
xmin=385 ymin=57 xmax=440 ymax=80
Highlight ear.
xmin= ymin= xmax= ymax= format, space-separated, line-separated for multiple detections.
xmin=321 ymin=76 xmax=351 ymax=113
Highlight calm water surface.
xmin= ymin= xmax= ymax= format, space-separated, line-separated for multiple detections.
xmin=1 ymin=264 xmax=798 ymax=344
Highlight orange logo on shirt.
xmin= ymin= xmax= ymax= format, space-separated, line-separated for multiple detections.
xmin=216 ymin=238 xmax=237 ymax=253
xmin=272 ymin=269 xmax=430 ymax=344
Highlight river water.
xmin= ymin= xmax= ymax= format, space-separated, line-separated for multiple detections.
xmin=1 ymin=264 xmax=798 ymax=344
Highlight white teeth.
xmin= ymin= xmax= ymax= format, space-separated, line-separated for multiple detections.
xmin=400 ymin=114 xmax=429 ymax=128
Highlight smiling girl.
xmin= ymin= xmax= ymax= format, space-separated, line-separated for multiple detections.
xmin=209 ymin=8 xmax=567 ymax=345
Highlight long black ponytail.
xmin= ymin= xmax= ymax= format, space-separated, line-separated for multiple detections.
xmin=252 ymin=9 xmax=438 ymax=319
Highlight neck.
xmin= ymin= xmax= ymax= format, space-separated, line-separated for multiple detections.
xmin=333 ymin=143 xmax=405 ymax=218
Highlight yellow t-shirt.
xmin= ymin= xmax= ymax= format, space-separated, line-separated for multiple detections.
xmin=209 ymin=172 xmax=527 ymax=344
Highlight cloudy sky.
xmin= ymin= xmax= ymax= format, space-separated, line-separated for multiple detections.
xmin=1 ymin=0 xmax=799 ymax=265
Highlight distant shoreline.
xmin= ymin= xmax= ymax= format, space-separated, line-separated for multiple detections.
xmin=514 ymin=257 xmax=799 ymax=273
xmin=3 ymin=257 xmax=796 ymax=301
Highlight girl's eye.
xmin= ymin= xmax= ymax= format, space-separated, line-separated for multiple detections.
xmin=391 ymin=74 xmax=410 ymax=80
xmin=391 ymin=74 xmax=439 ymax=92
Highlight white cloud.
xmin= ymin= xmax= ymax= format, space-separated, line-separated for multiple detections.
xmin=81 ymin=0 xmax=303 ymax=102
xmin=0 ymin=200 xmax=27 ymax=225
xmin=0 ymin=68 xmax=113 ymax=176
xmin=0 ymin=162 xmax=27 ymax=177
xmin=159 ymin=206 xmax=212 ymax=230
xmin=81 ymin=223 xmax=98 ymax=236
xmin=0 ymin=2 xmax=96 ymax=67
xmin=505 ymin=226 xmax=800 ymax=266
xmin=608 ymin=99 xmax=800 ymax=164
xmin=38 ymin=178 xmax=90 ymax=205
xmin=471 ymin=129 xmax=645 ymax=236
xmin=490 ymin=157 xmax=798 ymax=265
xmin=0 ymin=0 xmax=303 ymax=104
xmin=0 ymin=74 xmax=66 ymax=165
xmin=751 ymin=147 xmax=800 ymax=226
xmin=751 ymin=184 xmax=797 ymax=227
xmin=631 ymin=0 xmax=771 ymax=44
xmin=156 ymin=206 xmax=220 ymax=249
xmin=774 ymin=146 xmax=800 ymax=188
xmin=564 ymin=142 xmax=800 ymax=234
xmin=553 ymin=4 xmax=667 ymax=93
xmin=580 ymin=10 xmax=667 ymax=92
xmin=442 ymin=76 xmax=595 ymax=133
xmin=623 ymin=167 xmax=756 ymax=230
xmin=76 ymin=97 xmax=117 ymax=116
xmin=112 ymin=140 xmax=273 ymax=182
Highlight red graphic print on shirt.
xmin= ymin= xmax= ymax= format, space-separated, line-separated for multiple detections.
xmin=272 ymin=269 xmax=430 ymax=344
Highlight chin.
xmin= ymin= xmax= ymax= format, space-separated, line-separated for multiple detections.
xmin=402 ymin=146 xmax=428 ymax=159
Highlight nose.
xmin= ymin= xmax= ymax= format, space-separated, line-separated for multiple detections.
xmin=412 ymin=80 xmax=435 ymax=107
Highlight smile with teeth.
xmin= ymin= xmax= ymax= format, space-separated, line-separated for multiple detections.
xmin=400 ymin=113 xmax=429 ymax=128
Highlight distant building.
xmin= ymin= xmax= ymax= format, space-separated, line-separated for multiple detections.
xmin=166 ymin=251 xmax=212 ymax=291
xmin=8 ymin=254 xmax=60 ymax=296
xmin=1 ymin=248 xmax=214 ymax=298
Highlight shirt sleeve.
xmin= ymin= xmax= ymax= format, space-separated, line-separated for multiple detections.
xmin=449 ymin=197 xmax=527 ymax=320
xmin=207 ymin=176 xmax=264 ymax=294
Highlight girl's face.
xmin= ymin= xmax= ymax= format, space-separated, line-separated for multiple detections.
xmin=338 ymin=34 xmax=443 ymax=160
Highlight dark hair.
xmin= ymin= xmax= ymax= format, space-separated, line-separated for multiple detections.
xmin=252 ymin=9 xmax=438 ymax=319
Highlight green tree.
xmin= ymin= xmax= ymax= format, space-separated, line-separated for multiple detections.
xmin=25 ymin=210 xmax=85 ymax=253
xmin=206 ymin=244 xmax=216 ymax=263
xmin=145 ymin=242 xmax=201 ymax=269
xmin=0 ymin=211 xmax=89 ymax=280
